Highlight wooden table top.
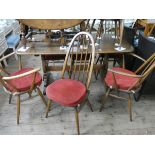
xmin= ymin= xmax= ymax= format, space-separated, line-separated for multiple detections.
xmin=17 ymin=34 xmax=134 ymax=55
xmin=18 ymin=19 xmax=85 ymax=30
xmin=99 ymin=35 xmax=134 ymax=54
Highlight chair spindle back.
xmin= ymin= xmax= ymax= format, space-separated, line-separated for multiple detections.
xmin=61 ymin=32 xmax=95 ymax=89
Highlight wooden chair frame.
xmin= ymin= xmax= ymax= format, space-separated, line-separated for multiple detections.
xmin=0 ymin=52 xmax=47 ymax=124
xmin=100 ymin=53 xmax=155 ymax=121
xmin=45 ymin=32 xmax=95 ymax=134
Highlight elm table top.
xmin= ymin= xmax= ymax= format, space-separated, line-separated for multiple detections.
xmin=17 ymin=34 xmax=134 ymax=56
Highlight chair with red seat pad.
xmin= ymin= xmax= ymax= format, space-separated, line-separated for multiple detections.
xmin=0 ymin=52 xmax=47 ymax=124
xmin=100 ymin=53 xmax=155 ymax=121
xmin=45 ymin=32 xmax=96 ymax=135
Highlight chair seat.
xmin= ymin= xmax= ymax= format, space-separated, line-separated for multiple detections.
xmin=7 ymin=68 xmax=42 ymax=92
xmin=46 ymin=79 xmax=87 ymax=107
xmin=105 ymin=67 xmax=140 ymax=90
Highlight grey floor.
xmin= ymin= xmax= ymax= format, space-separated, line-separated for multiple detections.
xmin=0 ymin=55 xmax=155 ymax=135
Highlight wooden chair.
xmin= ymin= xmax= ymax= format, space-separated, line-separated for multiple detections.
xmin=100 ymin=53 xmax=155 ymax=121
xmin=0 ymin=52 xmax=47 ymax=124
xmin=45 ymin=32 xmax=95 ymax=135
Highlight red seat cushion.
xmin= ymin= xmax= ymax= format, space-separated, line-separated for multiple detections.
xmin=105 ymin=67 xmax=140 ymax=90
xmin=46 ymin=79 xmax=87 ymax=107
xmin=6 ymin=68 xmax=42 ymax=92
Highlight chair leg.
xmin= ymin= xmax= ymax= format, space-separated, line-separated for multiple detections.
xmin=28 ymin=92 xmax=32 ymax=98
xmin=3 ymin=54 xmax=8 ymax=66
xmin=128 ymin=94 xmax=132 ymax=122
xmin=94 ymin=56 xmax=100 ymax=80
xmin=86 ymin=98 xmax=93 ymax=112
xmin=113 ymin=58 xmax=117 ymax=67
xmin=74 ymin=107 xmax=80 ymax=135
xmin=13 ymin=48 xmax=18 ymax=60
xmin=96 ymin=56 xmax=105 ymax=80
xmin=37 ymin=87 xmax=47 ymax=107
xmin=17 ymin=95 xmax=20 ymax=124
xmin=100 ymin=87 xmax=111 ymax=112
xmin=45 ymin=99 xmax=52 ymax=118
xmin=9 ymin=94 xmax=12 ymax=104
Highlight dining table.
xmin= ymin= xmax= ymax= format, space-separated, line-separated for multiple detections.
xmin=16 ymin=33 xmax=134 ymax=92
xmin=17 ymin=33 xmax=134 ymax=65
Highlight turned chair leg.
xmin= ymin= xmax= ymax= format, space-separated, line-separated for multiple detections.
xmin=86 ymin=99 xmax=93 ymax=112
xmin=45 ymin=99 xmax=52 ymax=118
xmin=95 ymin=56 xmax=103 ymax=80
xmin=128 ymin=94 xmax=132 ymax=122
xmin=9 ymin=94 xmax=12 ymax=104
xmin=100 ymin=88 xmax=111 ymax=112
xmin=17 ymin=95 xmax=20 ymax=124
xmin=28 ymin=92 xmax=32 ymax=98
xmin=74 ymin=107 xmax=80 ymax=135
xmin=37 ymin=87 xmax=47 ymax=107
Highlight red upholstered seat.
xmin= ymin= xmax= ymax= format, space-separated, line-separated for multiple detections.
xmin=46 ymin=79 xmax=87 ymax=107
xmin=7 ymin=68 xmax=42 ymax=92
xmin=105 ymin=67 xmax=140 ymax=90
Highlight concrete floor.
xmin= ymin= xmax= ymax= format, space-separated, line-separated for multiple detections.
xmin=1 ymin=55 xmax=155 ymax=135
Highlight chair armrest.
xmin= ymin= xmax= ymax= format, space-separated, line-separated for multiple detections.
xmin=2 ymin=68 xmax=40 ymax=80
xmin=0 ymin=52 xmax=16 ymax=62
xmin=127 ymin=53 xmax=146 ymax=62
xmin=108 ymin=68 xmax=143 ymax=78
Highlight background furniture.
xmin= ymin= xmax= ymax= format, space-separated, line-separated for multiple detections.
xmin=133 ymin=31 xmax=155 ymax=95
xmin=123 ymin=26 xmax=136 ymax=45
xmin=18 ymin=19 xmax=84 ymax=30
xmin=137 ymin=19 xmax=155 ymax=36
xmin=123 ymin=26 xmax=136 ymax=70
xmin=0 ymin=31 xmax=8 ymax=66
xmin=0 ymin=20 xmax=20 ymax=65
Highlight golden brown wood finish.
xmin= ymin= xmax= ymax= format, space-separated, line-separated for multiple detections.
xmin=100 ymin=53 xmax=155 ymax=121
xmin=0 ymin=53 xmax=46 ymax=124
xmin=16 ymin=34 xmax=133 ymax=77
xmin=119 ymin=19 xmax=124 ymax=46
xmin=61 ymin=32 xmax=95 ymax=89
xmin=44 ymin=32 xmax=95 ymax=134
xmin=18 ymin=55 xmax=22 ymax=70
xmin=86 ymin=98 xmax=93 ymax=112
xmin=37 ymin=87 xmax=47 ymax=107
xmin=137 ymin=19 xmax=155 ymax=36
xmin=75 ymin=106 xmax=80 ymax=135
xmin=46 ymin=99 xmax=52 ymax=118
xmin=17 ymin=95 xmax=20 ymax=124
xmin=19 ymin=19 xmax=85 ymax=30
xmin=17 ymin=32 xmax=133 ymax=55
xmin=3 ymin=68 xmax=40 ymax=80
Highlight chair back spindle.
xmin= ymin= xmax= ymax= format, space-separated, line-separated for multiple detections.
xmin=61 ymin=32 xmax=95 ymax=89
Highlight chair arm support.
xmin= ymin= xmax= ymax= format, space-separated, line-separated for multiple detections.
xmin=0 ymin=52 xmax=16 ymax=62
xmin=2 ymin=68 xmax=40 ymax=80
xmin=108 ymin=68 xmax=143 ymax=78
xmin=127 ymin=53 xmax=146 ymax=62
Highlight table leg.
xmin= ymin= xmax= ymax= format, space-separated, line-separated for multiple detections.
xmin=99 ymin=54 xmax=108 ymax=79
xmin=41 ymin=56 xmax=47 ymax=95
xmin=3 ymin=58 xmax=8 ymax=67
xmin=18 ymin=55 xmax=22 ymax=69
xmin=122 ymin=54 xmax=125 ymax=68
